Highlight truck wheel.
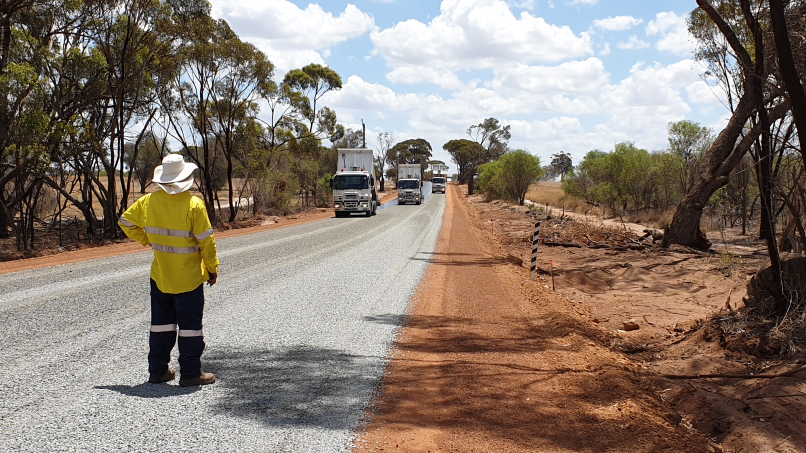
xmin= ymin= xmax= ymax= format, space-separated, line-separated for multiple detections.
xmin=371 ymin=202 xmax=377 ymax=215
xmin=416 ymin=200 xmax=421 ymax=205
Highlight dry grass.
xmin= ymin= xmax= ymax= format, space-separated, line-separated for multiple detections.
xmin=526 ymin=181 xmax=565 ymax=206
xmin=624 ymin=210 xmax=676 ymax=229
xmin=526 ymin=181 xmax=598 ymax=215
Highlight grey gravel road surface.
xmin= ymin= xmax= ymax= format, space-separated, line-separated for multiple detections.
xmin=0 ymin=193 xmax=446 ymax=452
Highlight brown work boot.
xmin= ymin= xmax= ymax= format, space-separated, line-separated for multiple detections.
xmin=179 ymin=372 xmax=216 ymax=387
xmin=148 ymin=367 xmax=176 ymax=384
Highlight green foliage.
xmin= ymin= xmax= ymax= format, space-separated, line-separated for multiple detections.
xmin=477 ymin=150 xmax=543 ymax=205
xmin=562 ymin=143 xmax=689 ymax=214
xmin=477 ymin=161 xmax=504 ymax=201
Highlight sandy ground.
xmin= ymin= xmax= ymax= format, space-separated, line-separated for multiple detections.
xmin=353 ymin=185 xmax=806 ymax=453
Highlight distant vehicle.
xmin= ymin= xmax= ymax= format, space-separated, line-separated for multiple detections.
xmin=332 ymin=148 xmax=377 ymax=217
xmin=430 ymin=163 xmax=449 ymax=194
xmin=397 ymin=164 xmax=423 ymax=205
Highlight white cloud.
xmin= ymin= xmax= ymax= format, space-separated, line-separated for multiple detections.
xmin=370 ymin=0 xmax=593 ymax=69
xmin=600 ymin=42 xmax=611 ymax=56
xmin=386 ymin=67 xmax=475 ymax=90
xmin=492 ymin=58 xmax=609 ymax=97
xmin=617 ymin=35 xmax=650 ymax=50
xmin=329 ymin=58 xmax=704 ymax=157
xmin=592 ymin=15 xmax=642 ymax=31
xmin=686 ymin=80 xmax=725 ymax=106
xmin=508 ymin=117 xmax=625 ymax=161
xmin=598 ymin=60 xmax=700 ymax=119
xmin=568 ymin=0 xmax=598 ymax=4
xmin=211 ymin=0 xmax=374 ymax=71
xmin=646 ymin=12 xmax=696 ymax=56
xmin=507 ymin=0 xmax=535 ymax=8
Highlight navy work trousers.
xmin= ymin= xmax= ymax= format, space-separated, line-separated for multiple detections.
xmin=148 ymin=279 xmax=205 ymax=380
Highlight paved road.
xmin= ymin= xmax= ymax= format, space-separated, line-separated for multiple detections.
xmin=0 ymin=193 xmax=447 ymax=452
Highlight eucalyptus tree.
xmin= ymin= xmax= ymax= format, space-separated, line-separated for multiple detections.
xmin=206 ymin=35 xmax=274 ymax=221
xmin=467 ymin=118 xmax=511 ymax=161
xmin=664 ymin=0 xmax=790 ymax=251
xmin=549 ymin=151 xmax=573 ymax=181
xmin=283 ymin=64 xmax=342 ymax=141
xmin=374 ymin=131 xmax=395 ymax=191
xmin=390 ymin=138 xmax=433 ymax=175
xmin=162 ymin=16 xmax=229 ymax=222
xmin=667 ymin=120 xmax=713 ymax=195
xmin=70 ymin=0 xmax=182 ymax=236
xmin=443 ymin=138 xmax=486 ymax=194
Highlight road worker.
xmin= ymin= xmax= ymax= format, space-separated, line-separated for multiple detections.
xmin=118 ymin=154 xmax=220 ymax=387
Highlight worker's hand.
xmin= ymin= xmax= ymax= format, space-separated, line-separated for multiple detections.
xmin=207 ymin=272 xmax=218 ymax=287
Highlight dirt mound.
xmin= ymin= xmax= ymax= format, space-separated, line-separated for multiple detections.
xmin=563 ymin=270 xmax=611 ymax=293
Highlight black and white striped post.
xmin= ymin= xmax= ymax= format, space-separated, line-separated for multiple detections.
xmin=530 ymin=221 xmax=542 ymax=281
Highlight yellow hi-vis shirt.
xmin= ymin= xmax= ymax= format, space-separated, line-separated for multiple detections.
xmin=118 ymin=190 xmax=220 ymax=294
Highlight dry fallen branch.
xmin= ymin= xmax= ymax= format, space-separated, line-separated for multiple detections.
xmin=662 ymin=364 xmax=806 ymax=380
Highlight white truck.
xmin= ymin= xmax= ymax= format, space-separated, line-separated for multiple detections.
xmin=431 ymin=163 xmax=448 ymax=194
xmin=332 ymin=148 xmax=377 ymax=217
xmin=397 ymin=163 xmax=423 ymax=205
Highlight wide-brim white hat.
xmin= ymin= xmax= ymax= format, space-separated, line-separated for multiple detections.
xmin=153 ymin=154 xmax=197 ymax=194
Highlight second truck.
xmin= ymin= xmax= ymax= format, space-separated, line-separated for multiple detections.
xmin=397 ymin=163 xmax=423 ymax=205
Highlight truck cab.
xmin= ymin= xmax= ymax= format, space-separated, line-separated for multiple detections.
xmin=333 ymin=148 xmax=377 ymax=217
xmin=397 ymin=164 xmax=423 ymax=205
xmin=432 ymin=176 xmax=446 ymax=193
xmin=397 ymin=178 xmax=422 ymax=205
xmin=430 ymin=163 xmax=448 ymax=194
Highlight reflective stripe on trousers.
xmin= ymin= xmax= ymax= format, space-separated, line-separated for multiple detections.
xmin=150 ymin=324 xmax=177 ymax=332
xmin=179 ymin=329 xmax=204 ymax=337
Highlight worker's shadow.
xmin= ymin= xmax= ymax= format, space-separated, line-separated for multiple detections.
xmin=95 ymin=383 xmax=200 ymax=398
xmin=202 ymin=345 xmax=377 ymax=429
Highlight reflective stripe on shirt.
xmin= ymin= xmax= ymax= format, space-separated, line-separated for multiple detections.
xmin=151 ymin=243 xmax=200 ymax=255
xmin=195 ymin=228 xmax=214 ymax=241
xmin=179 ymin=329 xmax=203 ymax=337
xmin=119 ymin=218 xmax=135 ymax=227
xmin=145 ymin=226 xmax=195 ymax=238
xmin=150 ymin=324 xmax=177 ymax=332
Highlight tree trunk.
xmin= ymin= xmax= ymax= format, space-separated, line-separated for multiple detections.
xmin=768 ymin=0 xmax=806 ymax=166
xmin=663 ymin=101 xmax=789 ymax=248
xmin=666 ymin=0 xmax=763 ymax=249
xmin=226 ymin=152 xmax=236 ymax=222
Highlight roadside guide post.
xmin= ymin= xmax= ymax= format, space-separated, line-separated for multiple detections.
xmin=530 ymin=221 xmax=541 ymax=281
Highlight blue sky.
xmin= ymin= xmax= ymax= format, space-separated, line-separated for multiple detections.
xmin=210 ymin=0 xmax=726 ymax=172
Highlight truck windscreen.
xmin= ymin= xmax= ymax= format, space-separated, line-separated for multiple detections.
xmin=398 ymin=180 xmax=420 ymax=189
xmin=333 ymin=175 xmax=368 ymax=190
xmin=432 ymin=178 xmax=445 ymax=184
